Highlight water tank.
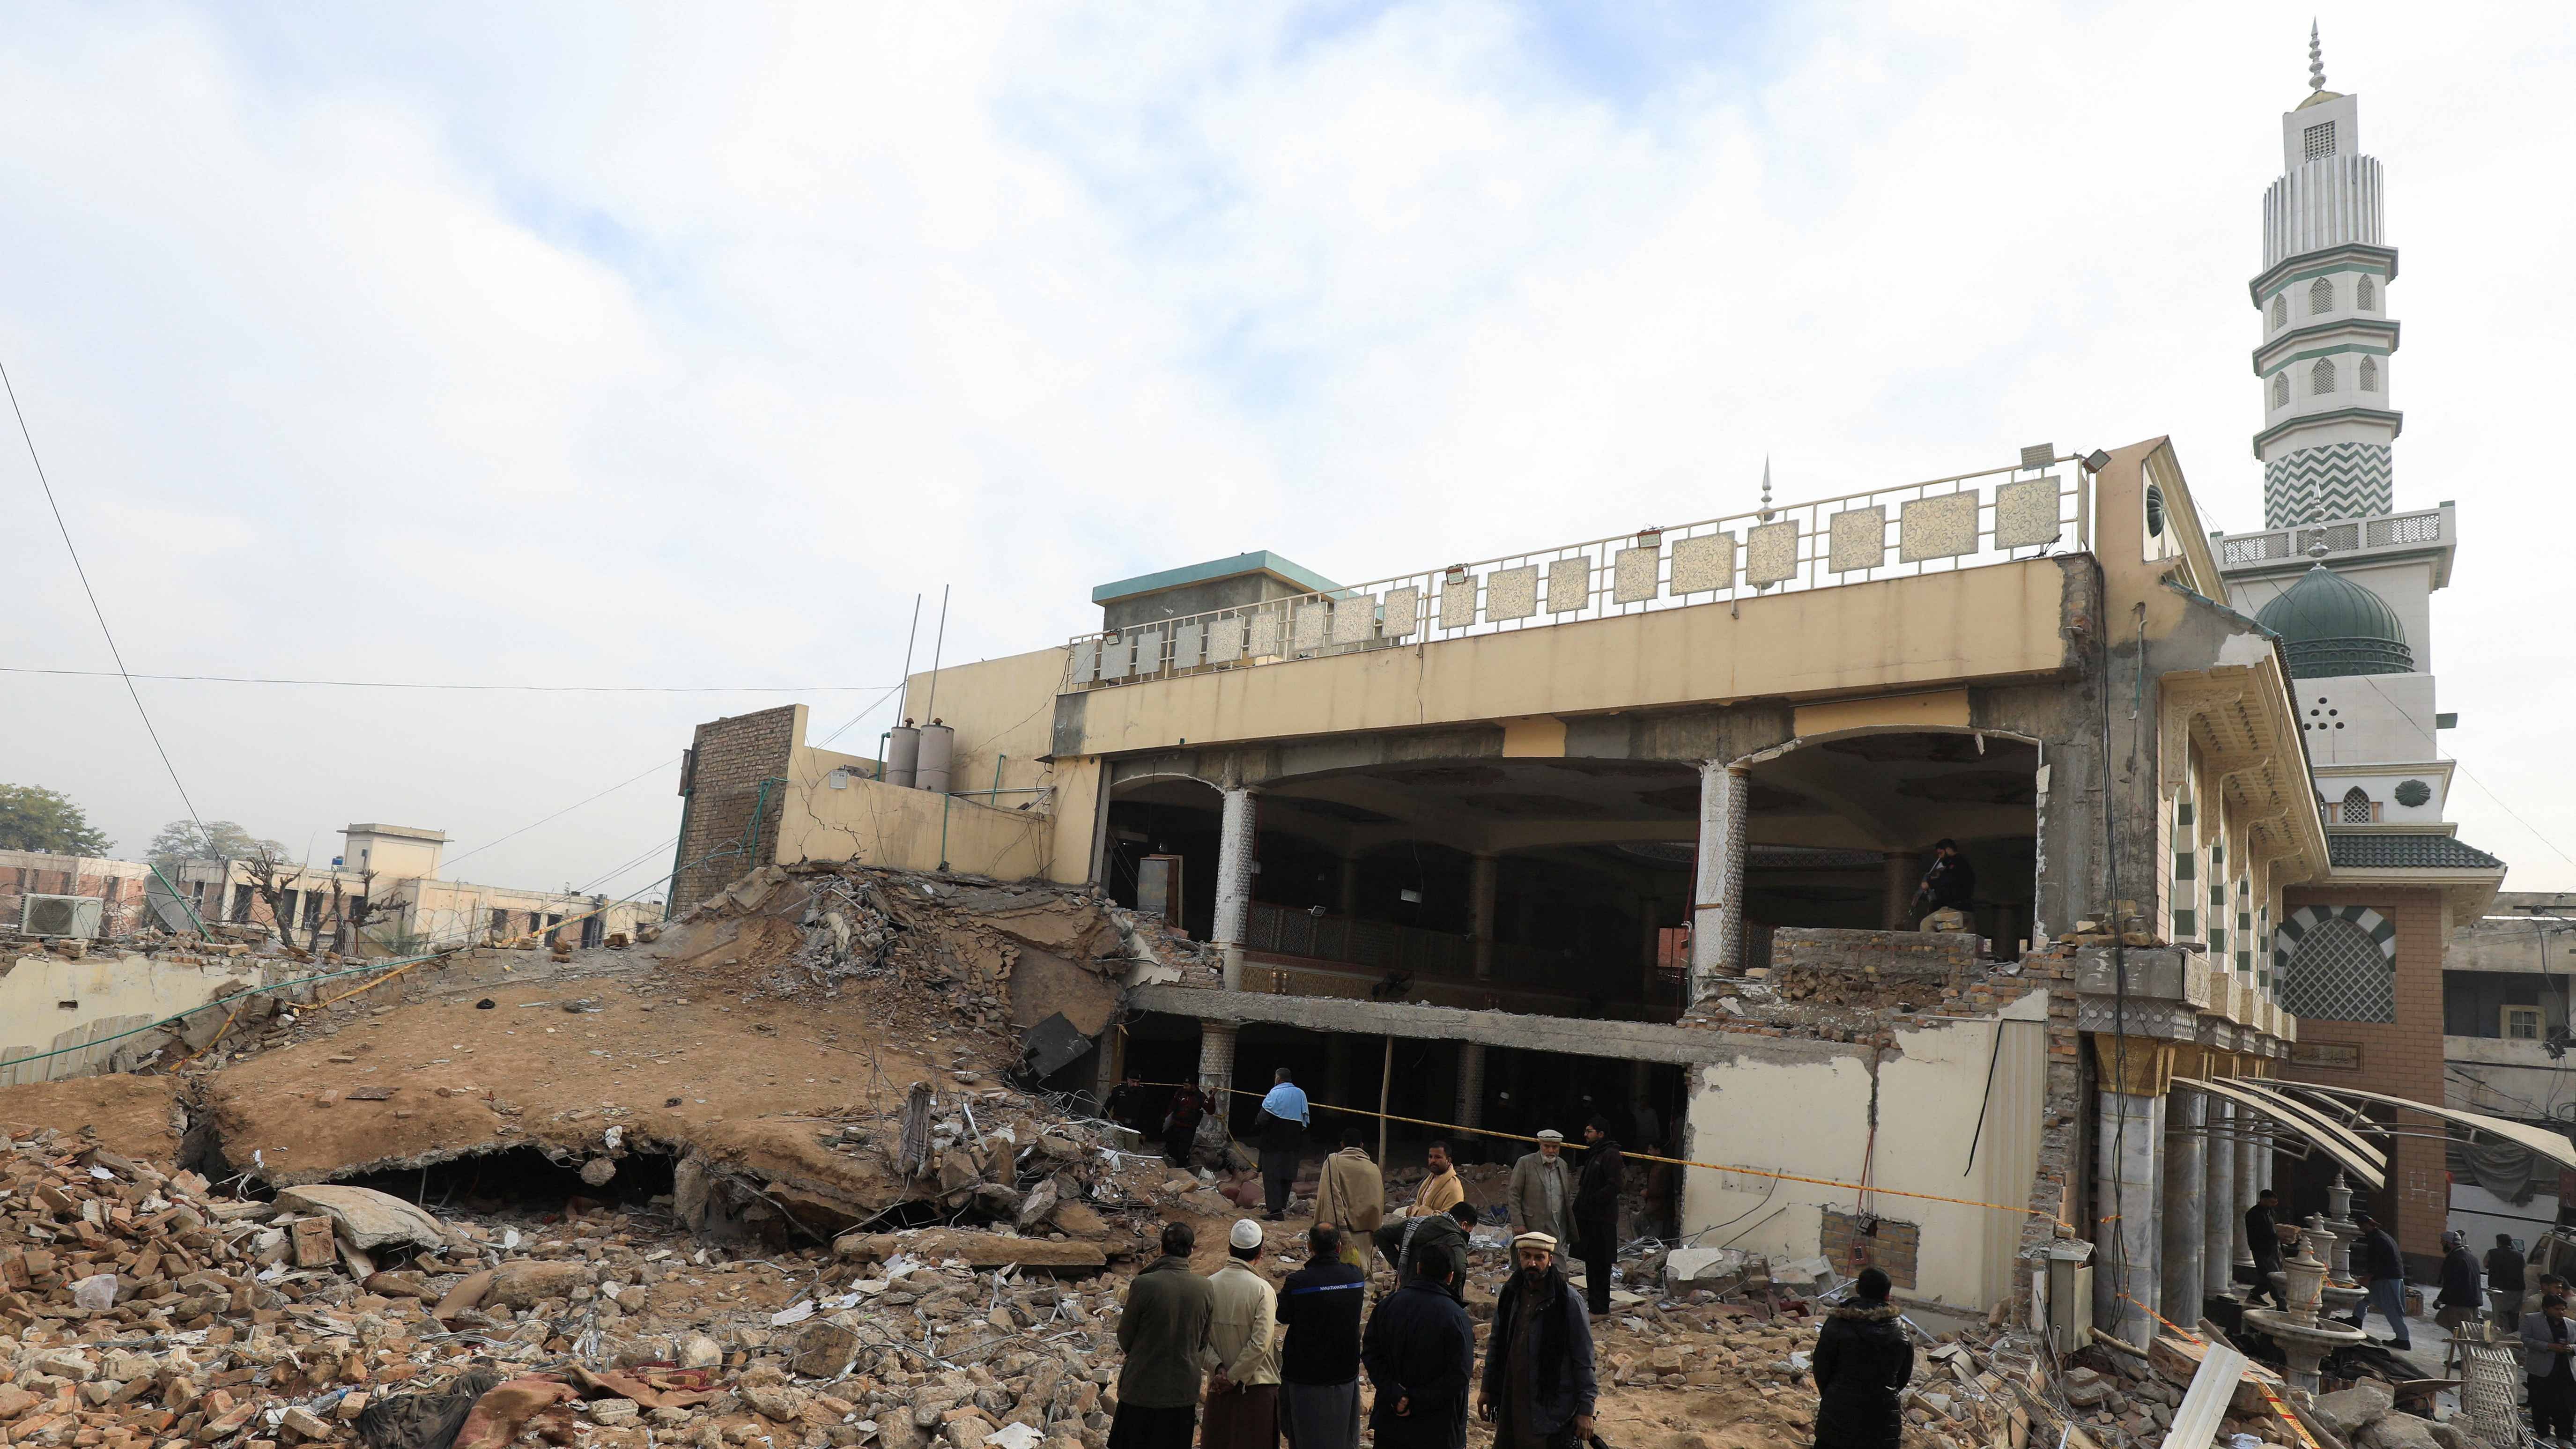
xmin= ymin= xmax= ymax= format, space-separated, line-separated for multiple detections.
xmin=916 ymin=722 xmax=955 ymax=794
xmin=885 ymin=724 xmax=920 ymax=789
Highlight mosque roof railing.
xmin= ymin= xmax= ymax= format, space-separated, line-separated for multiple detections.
xmin=1062 ymin=450 xmax=2096 ymax=691
xmin=2211 ymin=502 xmax=2453 ymax=587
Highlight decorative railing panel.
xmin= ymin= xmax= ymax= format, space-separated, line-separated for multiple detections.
xmin=1065 ymin=453 xmax=2089 ymax=690
xmin=2216 ymin=505 xmax=2443 ymax=567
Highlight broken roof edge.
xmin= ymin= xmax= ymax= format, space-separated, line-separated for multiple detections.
xmin=1090 ymin=550 xmax=1340 ymax=605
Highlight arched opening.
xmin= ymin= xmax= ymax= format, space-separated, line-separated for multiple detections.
xmin=2310 ymin=357 xmax=2338 ymax=395
xmin=2309 ymin=277 xmax=2334 ymax=315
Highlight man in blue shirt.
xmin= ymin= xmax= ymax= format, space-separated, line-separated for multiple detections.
xmin=1257 ymin=1067 xmax=1312 ymax=1222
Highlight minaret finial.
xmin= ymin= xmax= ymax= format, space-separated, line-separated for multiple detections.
xmin=2308 ymin=20 xmax=2325 ymax=93
xmin=1758 ymin=455 xmax=1773 ymax=520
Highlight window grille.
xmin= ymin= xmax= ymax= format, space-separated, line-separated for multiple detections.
xmin=2310 ymin=358 xmax=2337 ymax=395
xmin=2310 ymin=278 xmax=2334 ymax=315
xmin=2505 ymin=1005 xmax=2545 ymax=1041
xmin=2356 ymin=275 xmax=2376 ymax=310
xmin=2359 ymin=357 xmax=2379 ymax=392
xmin=2280 ymin=916 xmax=2393 ymax=1022
xmin=2272 ymin=373 xmax=2290 ymax=408
xmin=2271 ymin=295 xmax=2289 ymax=329
xmin=2340 ymin=786 xmax=2374 ymax=823
xmin=2304 ymin=121 xmax=2335 ymax=160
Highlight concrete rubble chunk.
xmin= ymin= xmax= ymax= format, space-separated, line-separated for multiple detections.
xmin=835 ymin=1230 xmax=1107 ymax=1272
xmin=2357 ymin=1414 xmax=2441 ymax=1449
xmin=2312 ymin=1381 xmax=2396 ymax=1438
xmin=272 ymin=1183 xmax=451 ymax=1250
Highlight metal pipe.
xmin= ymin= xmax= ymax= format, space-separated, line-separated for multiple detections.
xmin=896 ymin=592 xmax=923 ymax=722
xmin=921 ymin=584 xmax=951 ymax=726
xmin=1378 ymin=1035 xmax=1393 ymax=1165
xmin=876 ymin=731 xmax=892 ymax=780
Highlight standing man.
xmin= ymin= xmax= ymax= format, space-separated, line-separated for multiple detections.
xmin=1572 ymin=1119 xmax=1624 ymax=1320
xmin=1313 ymin=1131 xmax=1383 ymax=1269
xmin=1508 ymin=1130 xmax=1577 ymax=1252
xmin=1408 ymin=1141 xmax=1464 ymax=1220
xmin=1362 ymin=1249 xmax=1475 ymax=1449
xmin=1811 ymin=1267 xmax=1911 ymax=1449
xmin=1114 ymin=1222 xmax=1216 ymax=1449
xmin=1166 ymin=1081 xmax=1210 ymax=1169
xmin=2244 ymin=1188 xmax=2285 ymax=1308
xmin=2525 ymin=1291 xmax=2576 ymax=1445
xmin=1257 ymin=1069 xmax=1312 ymax=1222
xmin=2489 ymin=1234 xmax=2529 ymax=1329
xmin=2343 ymin=1211 xmax=2413 ymax=1352
xmin=1204 ymin=1220 xmax=1281 ymax=1449
xmin=1477 ymin=1233 xmax=1596 ymax=1449
xmin=1277 ymin=1226 xmax=1365 ymax=1449
xmin=1908 ymin=839 xmax=1976 ymax=931
xmin=2436 ymin=1231 xmax=2485 ymax=1337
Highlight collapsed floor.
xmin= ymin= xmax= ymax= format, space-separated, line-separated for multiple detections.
xmin=0 ymin=859 xmax=2511 ymax=1449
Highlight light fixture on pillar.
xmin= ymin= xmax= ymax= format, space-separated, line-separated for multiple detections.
xmin=1399 ymin=888 xmax=1422 ymax=904
xmin=2083 ymin=448 xmax=2113 ymax=473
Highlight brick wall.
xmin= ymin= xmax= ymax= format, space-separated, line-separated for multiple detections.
xmin=1821 ymin=1206 xmax=1922 ymax=1290
xmin=0 ymin=854 xmax=157 ymax=937
xmin=2279 ymin=885 xmax=2448 ymax=1270
xmin=1772 ymin=927 xmax=1977 ymax=983
xmin=668 ymin=705 xmax=801 ymax=916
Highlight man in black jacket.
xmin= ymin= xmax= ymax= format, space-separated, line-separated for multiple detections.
xmin=1277 ymin=1226 xmax=1365 ymax=1449
xmin=1478 ymin=1233 xmax=1597 ymax=1449
xmin=1573 ymin=1119 xmax=1623 ymax=1319
xmin=2489 ymin=1234 xmax=2529 ymax=1329
xmin=2244 ymin=1189 xmax=2284 ymax=1307
xmin=1907 ymin=840 xmax=1976 ymax=927
xmin=1362 ymin=1254 xmax=1475 ymax=1449
xmin=1811 ymin=1268 xmax=1912 ymax=1449
xmin=2343 ymin=1211 xmax=2413 ymax=1351
xmin=1373 ymin=1202 xmax=1477 ymax=1304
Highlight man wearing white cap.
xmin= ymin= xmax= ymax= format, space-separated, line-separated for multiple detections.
xmin=1202 ymin=1220 xmax=1282 ymax=1449
xmin=1508 ymin=1131 xmax=1576 ymax=1253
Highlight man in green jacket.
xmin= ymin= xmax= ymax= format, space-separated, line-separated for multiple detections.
xmin=1115 ymin=1222 xmax=1217 ymax=1449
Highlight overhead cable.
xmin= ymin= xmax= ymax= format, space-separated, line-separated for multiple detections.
xmin=3 ymin=665 xmax=895 ymax=695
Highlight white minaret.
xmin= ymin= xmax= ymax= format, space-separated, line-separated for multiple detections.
xmin=2251 ymin=22 xmax=2400 ymax=528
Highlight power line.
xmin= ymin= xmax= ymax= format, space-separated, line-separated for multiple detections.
xmin=439 ymin=756 xmax=679 ymax=875
xmin=4 ymin=665 xmax=894 ymax=695
xmin=2347 ymin=674 xmax=2576 ymax=868
xmin=4 ymin=358 xmax=207 ymax=835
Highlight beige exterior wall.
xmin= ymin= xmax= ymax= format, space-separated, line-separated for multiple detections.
xmin=1679 ymin=991 xmax=2051 ymax=1311
xmin=1056 ymin=560 xmax=2072 ymax=757
xmin=773 ymin=773 xmax=1064 ymax=883
xmin=0 ymin=950 xmax=262 ymax=1085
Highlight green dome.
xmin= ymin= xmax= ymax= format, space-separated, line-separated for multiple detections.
xmin=2255 ymin=565 xmax=2413 ymax=679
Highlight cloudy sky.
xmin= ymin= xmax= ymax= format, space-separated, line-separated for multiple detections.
xmin=5 ymin=1 xmax=2572 ymax=900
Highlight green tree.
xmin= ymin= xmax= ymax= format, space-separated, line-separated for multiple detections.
xmin=0 ymin=784 xmax=115 ymax=855
xmin=146 ymin=819 xmax=289 ymax=862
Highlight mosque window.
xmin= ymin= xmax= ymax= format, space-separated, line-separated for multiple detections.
xmin=2271 ymin=294 xmax=2289 ymax=330
xmin=2359 ymin=357 xmax=2380 ymax=392
xmin=2280 ymin=914 xmax=2393 ymax=1022
xmin=2310 ymin=358 xmax=2337 ymax=395
xmin=2356 ymin=275 xmax=2377 ymax=310
xmin=2339 ymin=786 xmax=2375 ymax=823
xmin=2303 ymin=121 xmax=2336 ymax=161
xmin=2272 ymin=373 xmax=2290 ymax=409
xmin=2310 ymin=278 xmax=2334 ymax=315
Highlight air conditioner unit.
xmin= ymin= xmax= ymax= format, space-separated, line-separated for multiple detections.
xmin=21 ymin=894 xmax=104 ymax=939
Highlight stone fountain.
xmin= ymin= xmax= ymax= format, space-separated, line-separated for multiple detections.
xmin=2312 ymin=1181 xmax=2370 ymax=1316
xmin=2243 ymin=1229 xmax=2368 ymax=1390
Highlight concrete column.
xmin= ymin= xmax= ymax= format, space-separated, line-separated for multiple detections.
xmin=1198 ymin=1020 xmax=1239 ymax=1113
xmin=1337 ymin=855 xmax=1361 ymax=918
xmin=1470 ymin=853 xmax=1500 ymax=981
xmin=1455 ymin=1042 xmax=1487 ymax=1145
xmin=2096 ymin=1087 xmax=2164 ymax=1349
xmin=2234 ymin=1119 xmax=2259 ymax=1268
xmin=1880 ymin=851 xmax=1924 ymax=930
xmin=2161 ymin=1088 xmax=2207 ymax=1324
xmin=1325 ymin=1033 xmax=1354 ymax=1117
xmin=1689 ymin=762 xmax=1749 ymax=995
xmin=2204 ymin=1096 xmax=2236 ymax=1296
xmin=1212 ymin=787 xmax=1259 ymax=990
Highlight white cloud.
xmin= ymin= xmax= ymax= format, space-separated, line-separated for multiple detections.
xmin=1 ymin=0 xmax=2570 ymax=892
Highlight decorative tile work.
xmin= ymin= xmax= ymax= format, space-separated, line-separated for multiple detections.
xmin=1486 ymin=565 xmax=1540 ymax=621
xmin=1995 ymin=478 xmax=2063 ymax=547
xmin=1670 ymin=533 xmax=1735 ymax=593
xmin=1611 ymin=546 xmax=1659 ymax=604
xmin=1107 ymin=632 xmax=1138 ymax=680
xmin=1546 ymin=557 xmax=1590 ymax=613
xmin=1206 ymin=615 xmax=1244 ymax=664
xmin=1828 ymin=506 xmax=1887 ymax=573
xmin=1171 ymin=619 xmax=1206 ymax=669
xmin=1330 ymin=593 xmax=1376 ymax=645
xmin=1383 ymin=586 xmax=1421 ymax=638
xmin=1292 ymin=599 xmax=1330 ymax=651
xmin=1246 ymin=607 xmax=1281 ymax=658
xmin=1069 ymin=641 xmax=1101 ymax=684
xmin=1437 ymin=577 xmax=1475 ymax=631
xmin=1898 ymin=492 xmax=1979 ymax=562
xmin=1745 ymin=521 xmax=1800 ymax=587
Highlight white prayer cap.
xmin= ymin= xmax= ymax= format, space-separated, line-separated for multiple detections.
xmin=1511 ymin=1232 xmax=1558 ymax=1253
xmin=1534 ymin=1129 xmax=1564 ymax=1142
xmin=1230 ymin=1219 xmax=1266 ymax=1251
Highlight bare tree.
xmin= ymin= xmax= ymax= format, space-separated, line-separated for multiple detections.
xmin=323 ymin=868 xmax=411 ymax=956
xmin=241 ymin=844 xmax=307 ymax=954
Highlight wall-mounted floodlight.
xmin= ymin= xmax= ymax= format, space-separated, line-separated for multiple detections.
xmin=2083 ymin=449 xmax=2113 ymax=472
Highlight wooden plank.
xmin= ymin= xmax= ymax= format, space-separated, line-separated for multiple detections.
xmin=2162 ymin=1339 xmax=2248 ymax=1449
